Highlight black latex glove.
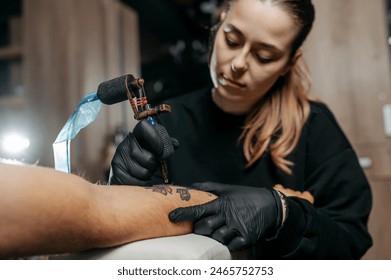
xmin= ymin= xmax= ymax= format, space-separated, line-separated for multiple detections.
xmin=109 ymin=119 xmax=179 ymax=186
xmin=169 ymin=182 xmax=285 ymax=251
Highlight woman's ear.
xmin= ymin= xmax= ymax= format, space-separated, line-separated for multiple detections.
xmin=281 ymin=49 xmax=303 ymax=76
xmin=291 ymin=49 xmax=303 ymax=66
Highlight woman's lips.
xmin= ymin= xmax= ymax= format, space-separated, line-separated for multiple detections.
xmin=218 ymin=74 xmax=246 ymax=88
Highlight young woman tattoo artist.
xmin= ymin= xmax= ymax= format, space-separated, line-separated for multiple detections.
xmin=109 ymin=0 xmax=372 ymax=259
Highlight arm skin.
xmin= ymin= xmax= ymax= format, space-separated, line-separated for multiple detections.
xmin=0 ymin=162 xmax=217 ymax=259
xmin=273 ymin=184 xmax=314 ymax=204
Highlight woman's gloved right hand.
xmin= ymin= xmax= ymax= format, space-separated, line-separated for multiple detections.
xmin=109 ymin=119 xmax=179 ymax=186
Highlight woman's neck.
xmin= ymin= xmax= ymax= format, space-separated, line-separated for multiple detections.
xmin=211 ymin=88 xmax=252 ymax=116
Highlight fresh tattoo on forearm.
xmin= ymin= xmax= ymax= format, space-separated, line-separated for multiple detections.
xmin=176 ymin=188 xmax=191 ymax=201
xmin=146 ymin=185 xmax=192 ymax=201
xmin=146 ymin=185 xmax=173 ymax=195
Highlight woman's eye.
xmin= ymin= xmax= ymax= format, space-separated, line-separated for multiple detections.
xmin=255 ymin=54 xmax=273 ymax=64
xmin=225 ymin=37 xmax=240 ymax=47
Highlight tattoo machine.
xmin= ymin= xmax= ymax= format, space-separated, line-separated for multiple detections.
xmin=97 ymin=74 xmax=173 ymax=184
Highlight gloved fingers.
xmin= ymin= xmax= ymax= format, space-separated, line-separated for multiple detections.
xmin=227 ymin=235 xmax=251 ymax=251
xmin=130 ymin=139 xmax=158 ymax=171
xmin=113 ymin=133 xmax=154 ymax=170
xmin=111 ymin=138 xmax=156 ymax=180
xmin=194 ymin=215 xmax=226 ymax=236
xmin=169 ymin=199 xmax=221 ymax=222
xmin=109 ymin=161 xmax=153 ymax=186
xmin=171 ymin=137 xmax=180 ymax=149
xmin=190 ymin=182 xmax=227 ymax=195
xmin=133 ymin=119 xmax=164 ymax=156
xmin=211 ymin=225 xmax=238 ymax=245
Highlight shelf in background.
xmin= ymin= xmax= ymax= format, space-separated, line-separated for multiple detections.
xmin=0 ymin=46 xmax=22 ymax=60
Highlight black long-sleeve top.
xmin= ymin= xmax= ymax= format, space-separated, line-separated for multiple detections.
xmin=153 ymin=86 xmax=372 ymax=259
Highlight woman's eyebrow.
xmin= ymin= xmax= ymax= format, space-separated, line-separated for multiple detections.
xmin=255 ymin=42 xmax=283 ymax=55
xmin=225 ymin=23 xmax=283 ymax=55
xmin=224 ymin=23 xmax=240 ymax=34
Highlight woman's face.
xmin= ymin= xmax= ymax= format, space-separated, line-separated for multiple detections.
xmin=210 ymin=0 xmax=300 ymax=114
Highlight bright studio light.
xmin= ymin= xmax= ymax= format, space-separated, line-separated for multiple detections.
xmin=2 ymin=133 xmax=30 ymax=154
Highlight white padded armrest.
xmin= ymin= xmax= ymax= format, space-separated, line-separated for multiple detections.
xmin=53 ymin=234 xmax=231 ymax=260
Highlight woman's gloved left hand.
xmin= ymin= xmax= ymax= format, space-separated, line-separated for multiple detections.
xmin=169 ymin=182 xmax=285 ymax=251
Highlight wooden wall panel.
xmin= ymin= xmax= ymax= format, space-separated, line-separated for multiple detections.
xmin=304 ymin=0 xmax=391 ymax=259
xmin=305 ymin=0 xmax=391 ymax=145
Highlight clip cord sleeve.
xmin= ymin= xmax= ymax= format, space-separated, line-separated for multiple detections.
xmin=53 ymin=92 xmax=103 ymax=173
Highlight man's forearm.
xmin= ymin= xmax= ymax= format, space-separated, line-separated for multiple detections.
xmin=0 ymin=163 xmax=216 ymax=258
xmin=90 ymin=184 xmax=217 ymax=249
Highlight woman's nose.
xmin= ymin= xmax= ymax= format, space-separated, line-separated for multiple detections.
xmin=231 ymin=48 xmax=249 ymax=72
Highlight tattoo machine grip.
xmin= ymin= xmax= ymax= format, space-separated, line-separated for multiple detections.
xmin=96 ymin=74 xmax=173 ymax=184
